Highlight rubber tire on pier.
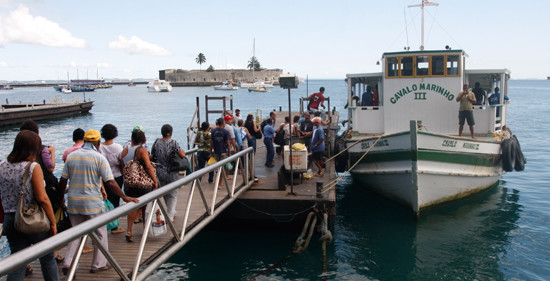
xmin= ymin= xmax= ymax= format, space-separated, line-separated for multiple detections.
xmin=512 ymin=135 xmax=526 ymax=171
xmin=501 ymin=138 xmax=516 ymax=172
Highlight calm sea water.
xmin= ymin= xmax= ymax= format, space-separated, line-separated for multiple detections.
xmin=1 ymin=80 xmax=549 ymax=280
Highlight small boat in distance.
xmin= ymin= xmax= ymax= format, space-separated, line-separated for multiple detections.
xmin=148 ymin=79 xmax=172 ymax=92
xmin=213 ymin=80 xmax=238 ymax=90
xmin=61 ymin=85 xmax=72 ymax=93
xmin=1 ymin=84 xmax=14 ymax=90
xmin=248 ymin=87 xmax=269 ymax=93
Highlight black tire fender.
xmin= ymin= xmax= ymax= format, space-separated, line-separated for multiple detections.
xmin=501 ymin=138 xmax=515 ymax=172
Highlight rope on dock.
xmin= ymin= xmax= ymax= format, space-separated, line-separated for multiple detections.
xmin=235 ymin=199 xmax=315 ymax=223
xmin=292 ymin=211 xmax=318 ymax=254
xmin=320 ymin=134 xmax=385 ymax=195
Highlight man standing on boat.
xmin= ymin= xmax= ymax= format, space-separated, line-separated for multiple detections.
xmin=307 ymin=87 xmax=326 ymax=112
xmin=472 ymin=82 xmax=486 ymax=105
xmin=361 ymin=86 xmax=374 ymax=106
xmin=456 ymin=84 xmax=477 ymax=138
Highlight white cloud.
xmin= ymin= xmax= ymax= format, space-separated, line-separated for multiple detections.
xmin=0 ymin=61 xmax=7 ymax=67
xmin=0 ymin=5 xmax=85 ymax=48
xmin=69 ymin=60 xmax=89 ymax=68
xmin=108 ymin=35 xmax=171 ymax=56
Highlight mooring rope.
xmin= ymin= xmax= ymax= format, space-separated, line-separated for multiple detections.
xmin=235 ymin=199 xmax=315 ymax=223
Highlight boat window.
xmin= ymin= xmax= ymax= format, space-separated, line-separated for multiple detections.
xmin=447 ymin=55 xmax=460 ymax=76
xmin=432 ymin=56 xmax=445 ymax=76
xmin=416 ymin=56 xmax=429 ymax=76
xmin=386 ymin=57 xmax=399 ymax=77
xmin=401 ymin=57 xmax=414 ymax=77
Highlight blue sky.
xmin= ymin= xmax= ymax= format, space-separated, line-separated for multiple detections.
xmin=0 ymin=0 xmax=549 ymax=81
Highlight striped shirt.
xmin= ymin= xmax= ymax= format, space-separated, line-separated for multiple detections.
xmin=62 ymin=143 xmax=114 ymax=215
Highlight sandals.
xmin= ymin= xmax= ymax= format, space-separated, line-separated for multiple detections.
xmin=25 ymin=264 xmax=32 ymax=276
xmin=55 ymin=255 xmax=65 ymax=263
xmin=125 ymin=233 xmax=133 ymax=243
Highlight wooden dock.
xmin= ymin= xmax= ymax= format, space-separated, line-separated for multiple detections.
xmin=0 ymin=101 xmax=93 ymax=127
xmin=19 ymin=110 xmax=338 ymax=280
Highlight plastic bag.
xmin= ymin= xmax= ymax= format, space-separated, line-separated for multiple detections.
xmin=225 ymin=162 xmax=233 ymax=171
xmin=292 ymin=143 xmax=306 ymax=151
xmin=207 ymin=156 xmax=217 ymax=166
xmin=104 ymin=200 xmax=119 ymax=231
xmin=146 ymin=203 xmax=167 ymax=237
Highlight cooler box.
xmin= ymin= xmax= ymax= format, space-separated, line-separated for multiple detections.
xmin=284 ymin=145 xmax=307 ymax=171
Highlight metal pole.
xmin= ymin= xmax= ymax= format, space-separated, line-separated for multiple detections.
xmin=288 ymin=88 xmax=295 ymax=195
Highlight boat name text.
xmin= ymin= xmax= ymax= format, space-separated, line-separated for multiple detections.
xmin=441 ymin=139 xmax=479 ymax=150
xmin=462 ymin=142 xmax=479 ymax=150
xmin=390 ymin=83 xmax=455 ymax=104
xmin=442 ymin=139 xmax=457 ymax=147
xmin=361 ymin=139 xmax=389 ymax=149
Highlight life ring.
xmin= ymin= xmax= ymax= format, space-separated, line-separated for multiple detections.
xmin=501 ymin=138 xmax=515 ymax=172
xmin=512 ymin=135 xmax=526 ymax=171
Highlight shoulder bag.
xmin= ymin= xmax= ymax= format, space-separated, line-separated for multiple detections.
xmin=123 ymin=146 xmax=157 ymax=189
xmin=15 ymin=162 xmax=51 ymax=234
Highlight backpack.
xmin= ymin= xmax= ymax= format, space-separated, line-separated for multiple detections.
xmin=37 ymin=146 xmax=62 ymax=211
xmin=274 ymin=129 xmax=285 ymax=146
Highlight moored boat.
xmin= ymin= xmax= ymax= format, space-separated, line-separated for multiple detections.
xmin=213 ymin=80 xmax=238 ymax=90
xmin=1 ymin=84 xmax=14 ymax=90
xmin=335 ymin=2 xmax=525 ymax=215
xmin=148 ymin=79 xmax=172 ymax=92
xmin=248 ymin=87 xmax=269 ymax=93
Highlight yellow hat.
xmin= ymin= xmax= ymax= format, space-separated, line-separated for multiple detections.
xmin=84 ymin=129 xmax=101 ymax=142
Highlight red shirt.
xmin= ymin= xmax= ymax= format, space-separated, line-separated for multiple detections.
xmin=308 ymin=92 xmax=325 ymax=110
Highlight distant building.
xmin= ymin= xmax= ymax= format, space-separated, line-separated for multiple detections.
xmin=160 ymin=69 xmax=283 ymax=86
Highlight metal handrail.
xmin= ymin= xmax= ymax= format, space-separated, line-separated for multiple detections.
xmin=0 ymin=147 xmax=255 ymax=280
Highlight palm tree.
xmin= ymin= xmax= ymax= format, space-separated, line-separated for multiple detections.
xmin=247 ymin=56 xmax=261 ymax=71
xmin=196 ymin=53 xmax=206 ymax=71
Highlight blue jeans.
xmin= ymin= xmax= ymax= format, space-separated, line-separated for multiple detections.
xmin=248 ymin=136 xmax=257 ymax=154
xmin=197 ymin=150 xmax=214 ymax=182
xmin=3 ymin=213 xmax=59 ymax=281
xmin=264 ymin=137 xmax=274 ymax=165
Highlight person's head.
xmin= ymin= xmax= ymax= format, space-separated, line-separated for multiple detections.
xmin=8 ymin=130 xmax=42 ymax=163
xmin=266 ymin=118 xmax=273 ymax=125
xmin=161 ymin=124 xmax=173 ymax=138
xmin=270 ymin=111 xmax=276 ymax=119
xmin=284 ymin=116 xmax=290 ymax=123
xmin=494 ymin=87 xmax=500 ymax=93
xmin=200 ymin=121 xmax=209 ymax=132
xmin=132 ymin=125 xmax=145 ymax=134
xmin=224 ymin=115 xmax=234 ymax=124
xmin=293 ymin=115 xmax=300 ymax=123
xmin=237 ymin=119 xmax=244 ymax=127
xmin=84 ymin=129 xmax=101 ymax=149
xmin=366 ymin=85 xmax=372 ymax=92
xmin=312 ymin=117 xmax=322 ymax=126
xmin=235 ymin=109 xmax=241 ymax=116
xmin=303 ymin=112 xmax=310 ymax=120
xmin=463 ymin=84 xmax=469 ymax=91
xmin=100 ymin=124 xmax=118 ymax=141
xmin=475 ymin=82 xmax=481 ymax=88
xmin=246 ymin=114 xmax=254 ymax=122
xmin=131 ymin=129 xmax=146 ymax=145
xmin=72 ymin=128 xmax=85 ymax=143
xmin=319 ymin=87 xmax=325 ymax=93
xmin=216 ymin=117 xmax=225 ymax=127
xmin=20 ymin=119 xmax=39 ymax=134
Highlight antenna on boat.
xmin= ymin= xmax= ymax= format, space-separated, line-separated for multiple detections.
xmin=408 ymin=0 xmax=438 ymax=51
xmin=404 ymin=7 xmax=410 ymax=50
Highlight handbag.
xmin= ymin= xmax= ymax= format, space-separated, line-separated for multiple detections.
xmin=55 ymin=207 xmax=72 ymax=233
xmin=104 ymin=200 xmax=119 ymax=231
xmin=15 ymin=162 xmax=51 ymax=234
xmin=170 ymin=152 xmax=189 ymax=172
xmin=123 ymin=146 xmax=157 ymax=189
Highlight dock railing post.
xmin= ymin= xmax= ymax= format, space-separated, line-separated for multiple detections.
xmin=316 ymin=182 xmax=323 ymax=198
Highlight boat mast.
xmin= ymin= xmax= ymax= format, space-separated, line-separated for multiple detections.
xmin=408 ymin=0 xmax=438 ymax=51
xmin=252 ymin=38 xmax=255 ymax=83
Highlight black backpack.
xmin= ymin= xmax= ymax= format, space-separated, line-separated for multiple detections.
xmin=274 ymin=129 xmax=285 ymax=146
xmin=37 ymin=146 xmax=62 ymax=211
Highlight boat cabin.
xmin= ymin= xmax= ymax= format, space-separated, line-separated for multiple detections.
xmin=346 ymin=49 xmax=510 ymax=136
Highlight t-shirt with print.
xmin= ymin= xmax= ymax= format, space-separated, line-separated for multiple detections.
xmin=153 ymin=138 xmax=182 ymax=182
xmin=211 ymin=127 xmax=230 ymax=154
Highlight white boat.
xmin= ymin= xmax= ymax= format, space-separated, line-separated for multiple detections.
xmin=213 ymin=80 xmax=238 ymax=90
xmin=240 ymin=81 xmax=274 ymax=88
xmin=1 ymin=84 xmax=14 ymax=90
xmin=61 ymin=85 xmax=72 ymax=93
xmin=335 ymin=1 xmax=525 ymax=215
xmin=147 ymin=79 xmax=172 ymax=92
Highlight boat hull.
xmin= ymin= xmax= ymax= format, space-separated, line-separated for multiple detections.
xmin=346 ymin=129 xmax=503 ymax=214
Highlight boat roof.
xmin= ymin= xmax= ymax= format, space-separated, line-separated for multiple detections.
xmin=383 ymin=49 xmax=465 ymax=57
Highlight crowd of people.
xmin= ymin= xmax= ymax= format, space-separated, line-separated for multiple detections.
xmin=0 ymin=92 xmax=333 ymax=279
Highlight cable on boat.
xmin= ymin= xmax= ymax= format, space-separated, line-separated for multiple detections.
xmin=319 ymin=134 xmax=385 ymax=195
